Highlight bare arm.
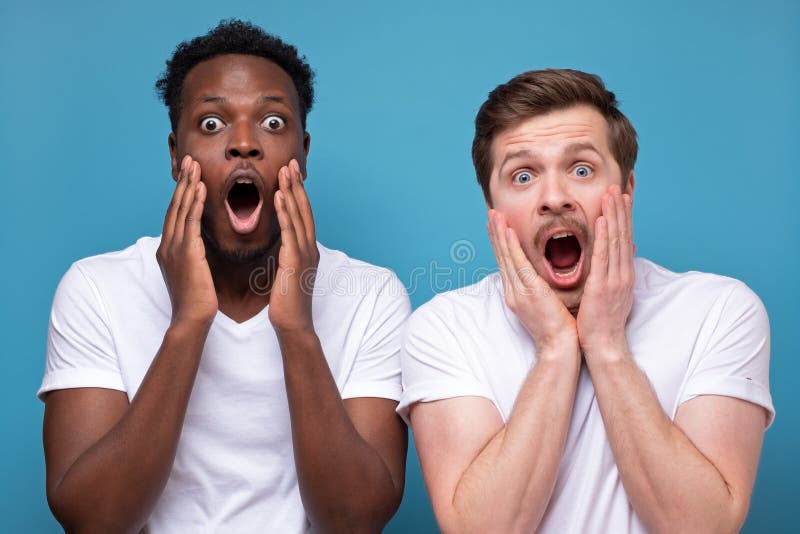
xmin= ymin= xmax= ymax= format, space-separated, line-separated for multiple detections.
xmin=269 ymin=161 xmax=406 ymax=533
xmin=586 ymin=356 xmax=765 ymax=533
xmin=410 ymin=350 xmax=579 ymax=534
xmin=44 ymin=322 xmax=210 ymax=533
xmin=406 ymin=211 xmax=583 ymax=533
xmin=579 ymin=185 xmax=767 ymax=533
xmin=279 ymin=331 xmax=407 ymax=533
xmin=43 ymin=157 xmax=217 ymax=533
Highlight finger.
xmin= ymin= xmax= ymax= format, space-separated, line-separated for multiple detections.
xmin=173 ymin=160 xmax=199 ymax=243
xmin=494 ymin=213 xmax=524 ymax=295
xmin=620 ymin=195 xmax=636 ymax=284
xmin=279 ymin=165 xmax=309 ymax=256
xmin=288 ymin=159 xmax=316 ymax=246
xmin=185 ymin=180 xmax=206 ymax=241
xmin=487 ymin=212 xmax=514 ymax=297
xmin=604 ymin=190 xmax=620 ymax=280
xmin=162 ymin=155 xmax=191 ymax=241
xmin=591 ymin=214 xmax=609 ymax=282
xmin=622 ymin=193 xmax=634 ymax=275
xmin=505 ymin=224 xmax=540 ymax=293
xmin=612 ymin=186 xmax=629 ymax=280
xmin=274 ymin=188 xmax=298 ymax=258
xmin=486 ymin=211 xmax=503 ymax=267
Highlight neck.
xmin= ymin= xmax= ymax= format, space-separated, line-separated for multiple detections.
xmin=204 ymin=235 xmax=279 ymax=323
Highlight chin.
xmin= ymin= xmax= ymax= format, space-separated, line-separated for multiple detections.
xmin=201 ymin=225 xmax=279 ymax=265
xmin=554 ymin=286 xmax=584 ymax=314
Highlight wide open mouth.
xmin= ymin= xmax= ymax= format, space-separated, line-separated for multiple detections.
xmin=227 ymin=182 xmax=261 ymax=219
xmin=544 ymin=232 xmax=582 ymax=276
xmin=224 ymin=180 xmax=264 ymax=235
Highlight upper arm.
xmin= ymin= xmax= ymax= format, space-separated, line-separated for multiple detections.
xmin=408 ymin=396 xmax=504 ymax=525
xmin=674 ymin=395 xmax=767 ymax=518
xmin=344 ymin=397 xmax=408 ymax=498
xmin=43 ymin=388 xmax=128 ymax=501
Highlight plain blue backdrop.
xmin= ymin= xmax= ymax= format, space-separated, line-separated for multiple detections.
xmin=1 ymin=0 xmax=797 ymax=531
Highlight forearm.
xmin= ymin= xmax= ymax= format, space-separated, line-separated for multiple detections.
xmin=448 ymin=349 xmax=580 ymax=534
xmin=278 ymin=329 xmax=400 ymax=534
xmin=50 ymin=321 xmax=210 ymax=533
xmin=586 ymin=352 xmax=744 ymax=533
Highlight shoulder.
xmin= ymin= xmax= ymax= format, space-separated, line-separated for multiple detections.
xmin=68 ymin=236 xmax=161 ymax=283
xmin=316 ymin=242 xmax=406 ymax=296
xmin=634 ymin=258 xmax=769 ymax=338
xmin=53 ymin=236 xmax=164 ymax=317
xmin=634 ymin=257 xmax=763 ymax=310
xmin=406 ymin=272 xmax=508 ymax=336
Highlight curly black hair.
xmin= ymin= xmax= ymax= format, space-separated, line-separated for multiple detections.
xmin=155 ymin=19 xmax=315 ymax=132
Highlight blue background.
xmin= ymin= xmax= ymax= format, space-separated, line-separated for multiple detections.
xmin=1 ymin=0 xmax=797 ymax=531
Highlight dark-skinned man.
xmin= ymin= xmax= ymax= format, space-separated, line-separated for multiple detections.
xmin=40 ymin=20 xmax=409 ymax=533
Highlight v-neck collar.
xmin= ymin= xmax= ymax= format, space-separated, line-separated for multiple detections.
xmin=213 ymin=304 xmax=271 ymax=333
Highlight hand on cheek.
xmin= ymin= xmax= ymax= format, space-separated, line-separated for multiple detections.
xmin=577 ymin=185 xmax=634 ymax=359
xmin=157 ymin=155 xmax=218 ymax=327
xmin=268 ymin=159 xmax=320 ymax=336
xmin=487 ymin=209 xmax=578 ymax=355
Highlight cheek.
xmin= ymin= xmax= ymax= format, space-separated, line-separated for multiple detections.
xmin=502 ymin=209 xmax=535 ymax=245
xmin=582 ymin=197 xmax=605 ymax=226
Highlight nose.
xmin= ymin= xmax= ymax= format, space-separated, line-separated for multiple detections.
xmin=537 ymin=175 xmax=575 ymax=215
xmin=226 ymin=123 xmax=263 ymax=159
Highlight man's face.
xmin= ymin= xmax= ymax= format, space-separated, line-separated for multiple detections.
xmin=169 ymin=54 xmax=309 ymax=263
xmin=488 ymin=104 xmax=634 ymax=311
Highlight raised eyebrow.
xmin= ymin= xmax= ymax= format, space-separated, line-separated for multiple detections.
xmin=195 ymin=95 xmax=288 ymax=105
xmin=258 ymin=95 xmax=287 ymax=105
xmin=199 ymin=96 xmax=226 ymax=104
xmin=564 ymin=142 xmax=603 ymax=158
xmin=499 ymin=149 xmax=537 ymax=175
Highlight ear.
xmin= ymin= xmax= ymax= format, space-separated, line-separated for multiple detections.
xmin=299 ymin=132 xmax=311 ymax=180
xmin=625 ymin=171 xmax=635 ymax=200
xmin=168 ymin=133 xmax=179 ymax=182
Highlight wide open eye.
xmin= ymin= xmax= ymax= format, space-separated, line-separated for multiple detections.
xmin=200 ymin=117 xmax=226 ymax=132
xmin=512 ymin=170 xmax=533 ymax=184
xmin=574 ymin=165 xmax=593 ymax=178
xmin=261 ymin=115 xmax=286 ymax=131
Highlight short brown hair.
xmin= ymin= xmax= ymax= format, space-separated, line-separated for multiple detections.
xmin=472 ymin=69 xmax=638 ymax=203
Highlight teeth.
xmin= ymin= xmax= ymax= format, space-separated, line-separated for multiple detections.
xmin=552 ymin=232 xmax=574 ymax=239
xmin=235 ymin=178 xmax=253 ymax=184
xmin=553 ymin=263 xmax=580 ymax=277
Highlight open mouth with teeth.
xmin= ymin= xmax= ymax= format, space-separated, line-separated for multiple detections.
xmin=225 ymin=180 xmax=263 ymax=235
xmin=543 ymin=231 xmax=584 ymax=287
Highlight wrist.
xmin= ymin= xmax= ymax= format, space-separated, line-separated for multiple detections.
xmin=165 ymin=319 xmax=213 ymax=351
xmin=582 ymin=339 xmax=631 ymax=364
xmin=275 ymin=324 xmax=318 ymax=346
xmin=169 ymin=316 xmax=214 ymax=334
xmin=535 ymin=334 xmax=581 ymax=363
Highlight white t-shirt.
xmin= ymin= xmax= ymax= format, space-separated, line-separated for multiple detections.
xmin=397 ymin=257 xmax=774 ymax=534
xmin=39 ymin=236 xmax=410 ymax=534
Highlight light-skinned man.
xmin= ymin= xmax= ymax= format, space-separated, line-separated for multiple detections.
xmin=398 ymin=69 xmax=774 ymax=533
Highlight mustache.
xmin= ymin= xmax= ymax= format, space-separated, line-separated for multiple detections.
xmin=533 ymin=215 xmax=589 ymax=249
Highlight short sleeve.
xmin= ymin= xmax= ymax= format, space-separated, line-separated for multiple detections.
xmin=38 ymin=263 xmax=125 ymax=401
xmin=396 ymin=299 xmax=498 ymax=425
xmin=678 ymin=282 xmax=775 ymax=427
xmin=340 ymin=272 xmax=411 ymax=402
